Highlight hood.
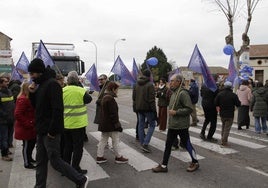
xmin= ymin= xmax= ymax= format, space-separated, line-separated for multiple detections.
xmin=137 ymin=76 xmax=150 ymax=86
xmin=255 ymin=87 xmax=267 ymax=96
xmin=239 ymin=85 xmax=249 ymax=91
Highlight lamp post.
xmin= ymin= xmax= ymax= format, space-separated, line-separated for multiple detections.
xmin=113 ymin=38 xmax=126 ymax=63
xmin=83 ymin=40 xmax=97 ymax=70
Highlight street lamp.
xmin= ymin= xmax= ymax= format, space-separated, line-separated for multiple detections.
xmin=83 ymin=39 xmax=98 ymax=70
xmin=114 ymin=38 xmax=126 ymax=63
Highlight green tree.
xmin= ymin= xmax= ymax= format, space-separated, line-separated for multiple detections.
xmin=141 ymin=46 xmax=172 ymax=82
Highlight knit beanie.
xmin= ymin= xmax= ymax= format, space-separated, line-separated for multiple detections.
xmin=28 ymin=58 xmax=46 ymax=73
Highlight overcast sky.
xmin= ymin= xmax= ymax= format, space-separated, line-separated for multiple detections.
xmin=1 ymin=0 xmax=268 ymax=75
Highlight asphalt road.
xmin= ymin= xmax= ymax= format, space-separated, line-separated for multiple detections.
xmin=1 ymin=89 xmax=268 ymax=188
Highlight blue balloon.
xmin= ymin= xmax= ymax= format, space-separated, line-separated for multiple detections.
xmin=223 ymin=44 xmax=234 ymax=55
xmin=146 ymin=57 xmax=158 ymax=66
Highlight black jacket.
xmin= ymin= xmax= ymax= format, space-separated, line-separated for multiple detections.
xmin=214 ymin=87 xmax=241 ymax=118
xmin=30 ymin=69 xmax=64 ymax=136
xmin=201 ymin=85 xmax=218 ymax=110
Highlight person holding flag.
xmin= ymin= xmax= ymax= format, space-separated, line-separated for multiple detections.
xmin=152 ymin=74 xmax=199 ymax=173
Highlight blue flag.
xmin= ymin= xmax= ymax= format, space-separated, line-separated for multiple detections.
xmin=132 ymin=58 xmax=139 ymax=82
xmin=85 ymin=64 xmax=100 ymax=92
xmin=35 ymin=40 xmax=54 ymax=67
xmin=188 ymin=45 xmax=217 ymax=92
xmin=16 ymin=52 xmax=29 ymax=73
xmin=111 ymin=56 xmax=135 ymax=86
xmin=226 ymin=54 xmax=237 ymax=84
xmin=10 ymin=66 xmax=24 ymax=82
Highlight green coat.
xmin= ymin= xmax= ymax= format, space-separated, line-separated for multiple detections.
xmin=168 ymin=88 xmax=193 ymax=130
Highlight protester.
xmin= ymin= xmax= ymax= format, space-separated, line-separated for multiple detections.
xmin=0 ymin=76 xmax=15 ymax=161
xmin=199 ymin=76 xmax=219 ymax=142
xmin=236 ymin=80 xmax=252 ymax=130
xmin=28 ymin=58 xmax=89 ymax=188
xmin=56 ymin=74 xmax=66 ymax=88
xmin=215 ymin=81 xmax=241 ymax=147
xmin=14 ymin=81 xmax=36 ymax=169
xmin=96 ymin=82 xmax=128 ymax=164
xmin=63 ymin=71 xmax=92 ymax=174
xmin=132 ymin=69 xmax=157 ymax=153
xmin=156 ymin=78 xmax=171 ymax=131
xmin=250 ymin=81 xmax=268 ymax=134
xmin=152 ymin=74 xmax=199 ymax=173
xmin=94 ymin=74 xmax=109 ymax=125
xmin=189 ymin=79 xmax=199 ymax=126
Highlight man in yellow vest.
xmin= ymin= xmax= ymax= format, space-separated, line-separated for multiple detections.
xmin=63 ymin=71 xmax=92 ymax=174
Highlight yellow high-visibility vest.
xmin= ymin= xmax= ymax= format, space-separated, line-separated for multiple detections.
xmin=63 ymin=85 xmax=88 ymax=129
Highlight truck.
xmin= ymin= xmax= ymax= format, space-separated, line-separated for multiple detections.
xmin=31 ymin=42 xmax=85 ymax=76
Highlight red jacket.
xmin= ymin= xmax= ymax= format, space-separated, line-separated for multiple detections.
xmin=14 ymin=94 xmax=36 ymax=140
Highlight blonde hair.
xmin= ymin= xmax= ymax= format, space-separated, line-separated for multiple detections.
xmin=17 ymin=81 xmax=30 ymax=98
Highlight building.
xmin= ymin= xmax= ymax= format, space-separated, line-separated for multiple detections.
xmin=0 ymin=32 xmax=13 ymax=74
xmin=248 ymin=44 xmax=268 ymax=83
xmin=170 ymin=66 xmax=228 ymax=87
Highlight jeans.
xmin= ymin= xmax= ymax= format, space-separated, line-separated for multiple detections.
xmin=138 ymin=112 xmax=156 ymax=145
xmin=22 ymin=139 xmax=36 ymax=166
xmin=35 ymin=134 xmax=86 ymax=188
xmin=0 ymin=125 xmax=8 ymax=156
xmin=254 ymin=117 xmax=267 ymax=133
xmin=162 ymin=129 xmax=198 ymax=166
xmin=63 ymin=127 xmax=84 ymax=170
xmin=8 ymin=122 xmax=14 ymax=147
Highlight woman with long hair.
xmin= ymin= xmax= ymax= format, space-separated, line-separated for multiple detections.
xmin=14 ymin=81 xmax=36 ymax=169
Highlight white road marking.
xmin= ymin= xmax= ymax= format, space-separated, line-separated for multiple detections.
xmin=155 ymin=129 xmax=238 ymax=155
xmin=89 ymin=131 xmax=158 ymax=172
xmin=189 ymin=127 xmax=266 ymax=149
xmin=246 ymin=166 xmax=268 ymax=177
xmin=8 ymin=140 xmax=109 ymax=188
xmin=123 ymin=128 xmax=205 ymax=162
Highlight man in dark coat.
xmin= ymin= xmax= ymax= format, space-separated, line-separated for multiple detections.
xmin=132 ymin=69 xmax=157 ymax=153
xmin=28 ymin=58 xmax=89 ymax=188
xmin=214 ymin=81 xmax=241 ymax=147
xmin=200 ymin=84 xmax=219 ymax=142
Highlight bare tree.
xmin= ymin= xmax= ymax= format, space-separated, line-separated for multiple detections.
xmin=206 ymin=0 xmax=260 ymax=67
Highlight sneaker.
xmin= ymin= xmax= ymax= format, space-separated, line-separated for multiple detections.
xmin=141 ymin=145 xmax=151 ymax=153
xmin=199 ymin=133 xmax=206 ymax=140
xmin=24 ymin=163 xmax=36 ymax=169
xmin=96 ymin=156 xmax=107 ymax=164
xmin=220 ymin=143 xmax=230 ymax=148
xmin=187 ymin=162 xmax=199 ymax=172
xmin=207 ymin=138 xmax=218 ymax=143
xmin=115 ymin=156 xmax=128 ymax=164
xmin=77 ymin=175 xmax=89 ymax=188
xmin=77 ymin=168 xmax=88 ymax=174
xmin=2 ymin=156 xmax=13 ymax=161
xmin=29 ymin=158 xmax=36 ymax=163
xmin=152 ymin=164 xmax=168 ymax=173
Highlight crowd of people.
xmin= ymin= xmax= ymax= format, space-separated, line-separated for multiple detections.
xmin=1 ymin=57 xmax=268 ymax=187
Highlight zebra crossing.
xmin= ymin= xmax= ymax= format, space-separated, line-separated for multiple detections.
xmin=7 ymin=125 xmax=268 ymax=187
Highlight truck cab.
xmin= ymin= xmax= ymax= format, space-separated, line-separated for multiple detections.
xmin=31 ymin=42 xmax=85 ymax=76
